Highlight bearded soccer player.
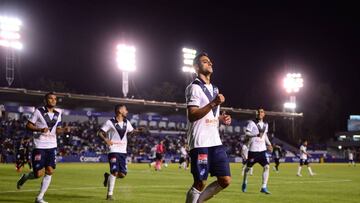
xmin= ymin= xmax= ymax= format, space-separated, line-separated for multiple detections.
xmin=98 ymin=104 xmax=144 ymax=201
xmin=185 ymin=52 xmax=232 ymax=203
xmin=242 ymin=108 xmax=273 ymax=194
xmin=17 ymin=92 xmax=69 ymax=203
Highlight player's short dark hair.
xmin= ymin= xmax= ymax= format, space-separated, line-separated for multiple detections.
xmin=193 ymin=52 xmax=209 ymax=67
xmin=114 ymin=104 xmax=125 ymax=115
xmin=44 ymin=92 xmax=56 ymax=100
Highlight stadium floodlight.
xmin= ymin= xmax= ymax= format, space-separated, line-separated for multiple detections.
xmin=116 ymin=44 xmax=136 ymax=98
xmin=283 ymin=73 xmax=303 ymax=93
xmin=284 ymin=102 xmax=296 ymax=109
xmin=0 ymin=16 xmax=23 ymax=87
xmin=182 ymin=47 xmax=197 ymax=73
xmin=0 ymin=16 xmax=23 ymax=50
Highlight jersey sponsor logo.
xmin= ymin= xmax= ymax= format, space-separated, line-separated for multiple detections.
xmin=205 ymin=119 xmax=218 ymax=124
xmin=198 ymin=154 xmax=208 ymax=164
xmin=34 ymin=154 xmax=42 ymax=161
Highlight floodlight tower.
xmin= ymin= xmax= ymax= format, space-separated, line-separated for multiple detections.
xmin=283 ymin=73 xmax=304 ymax=139
xmin=116 ymin=44 xmax=136 ymax=98
xmin=0 ymin=16 xmax=23 ymax=86
xmin=182 ymin=47 xmax=197 ymax=83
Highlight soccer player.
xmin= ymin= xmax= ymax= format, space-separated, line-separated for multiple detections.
xmin=155 ymin=140 xmax=165 ymax=171
xmin=148 ymin=144 xmax=157 ymax=168
xmin=179 ymin=144 xmax=189 ymax=170
xmin=98 ymin=104 xmax=144 ymax=201
xmin=347 ymin=148 xmax=356 ymax=167
xmin=15 ymin=137 xmax=32 ymax=172
xmin=297 ymin=140 xmax=315 ymax=176
xmin=185 ymin=52 xmax=232 ymax=203
xmin=242 ymin=108 xmax=273 ymax=194
xmin=272 ymin=144 xmax=283 ymax=173
xmin=17 ymin=92 xmax=69 ymax=203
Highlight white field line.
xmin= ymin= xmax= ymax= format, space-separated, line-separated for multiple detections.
xmin=0 ymin=179 xmax=352 ymax=194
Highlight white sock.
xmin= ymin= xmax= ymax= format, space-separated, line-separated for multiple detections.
xmin=37 ymin=175 xmax=52 ymax=200
xmin=198 ymin=181 xmax=223 ymax=203
xmin=185 ymin=187 xmax=201 ymax=203
xmin=307 ymin=167 xmax=314 ymax=175
xmin=262 ymin=165 xmax=270 ymax=188
xmin=243 ymin=167 xmax=250 ymax=184
xmin=241 ymin=165 xmax=246 ymax=176
xmin=297 ymin=166 xmax=302 ymax=175
xmin=250 ymin=167 xmax=253 ymax=175
xmin=107 ymin=174 xmax=116 ymax=196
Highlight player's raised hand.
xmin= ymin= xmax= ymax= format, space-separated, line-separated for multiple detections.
xmin=41 ymin=128 xmax=49 ymax=133
xmin=220 ymin=111 xmax=232 ymax=125
xmin=212 ymin=94 xmax=225 ymax=106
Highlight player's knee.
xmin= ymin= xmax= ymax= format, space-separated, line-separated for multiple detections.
xmin=264 ymin=165 xmax=270 ymax=171
xmin=45 ymin=167 xmax=54 ymax=175
xmin=193 ymin=181 xmax=206 ymax=191
xmin=111 ymin=172 xmax=118 ymax=177
xmin=35 ymin=170 xmax=45 ymax=178
xmin=118 ymin=173 xmax=126 ymax=178
xmin=218 ymin=176 xmax=231 ymax=188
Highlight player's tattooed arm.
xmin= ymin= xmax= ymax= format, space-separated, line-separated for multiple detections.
xmin=56 ymin=126 xmax=71 ymax=135
xmin=128 ymin=127 xmax=147 ymax=136
xmin=26 ymin=121 xmax=48 ymax=133
xmin=98 ymin=130 xmax=113 ymax=146
xmin=187 ymin=94 xmax=225 ymax=122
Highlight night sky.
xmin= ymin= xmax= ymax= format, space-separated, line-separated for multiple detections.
xmin=1 ymin=1 xmax=359 ymax=136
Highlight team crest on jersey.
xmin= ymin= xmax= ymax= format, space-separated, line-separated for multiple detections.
xmin=53 ymin=115 xmax=58 ymax=120
xmin=110 ymin=157 xmax=117 ymax=163
xmin=200 ymin=169 xmax=206 ymax=176
xmin=197 ymin=154 xmax=208 ymax=164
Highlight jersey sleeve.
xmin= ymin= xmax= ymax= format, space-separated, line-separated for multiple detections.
xmin=56 ymin=112 xmax=62 ymax=127
xmin=265 ymin=134 xmax=271 ymax=146
xmin=28 ymin=109 xmax=40 ymax=124
xmin=101 ymin=120 xmax=112 ymax=133
xmin=127 ymin=121 xmax=134 ymax=133
xmin=186 ymin=84 xmax=202 ymax=107
xmin=245 ymin=121 xmax=257 ymax=136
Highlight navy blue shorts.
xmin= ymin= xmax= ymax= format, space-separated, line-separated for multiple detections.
xmin=108 ymin=153 xmax=127 ymax=175
xmin=32 ymin=148 xmax=57 ymax=173
xmin=300 ymin=159 xmax=309 ymax=166
xmin=247 ymin=151 xmax=269 ymax=167
xmin=190 ymin=145 xmax=231 ymax=181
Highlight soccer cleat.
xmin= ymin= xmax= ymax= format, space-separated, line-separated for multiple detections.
xmin=241 ymin=183 xmax=247 ymax=192
xmin=310 ymin=173 xmax=316 ymax=176
xmin=103 ymin=172 xmax=109 ymax=187
xmin=17 ymin=174 xmax=27 ymax=189
xmin=297 ymin=173 xmax=302 ymax=177
xmin=260 ymin=187 xmax=271 ymax=194
xmin=106 ymin=195 xmax=114 ymax=201
xmin=34 ymin=198 xmax=48 ymax=203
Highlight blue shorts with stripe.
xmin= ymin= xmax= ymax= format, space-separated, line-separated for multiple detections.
xmin=32 ymin=148 xmax=57 ymax=173
xmin=190 ymin=145 xmax=231 ymax=181
xmin=108 ymin=153 xmax=127 ymax=175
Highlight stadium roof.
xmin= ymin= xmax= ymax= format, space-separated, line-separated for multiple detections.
xmin=0 ymin=87 xmax=303 ymax=119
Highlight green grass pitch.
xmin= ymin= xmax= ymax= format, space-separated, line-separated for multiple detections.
xmin=0 ymin=163 xmax=359 ymax=203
